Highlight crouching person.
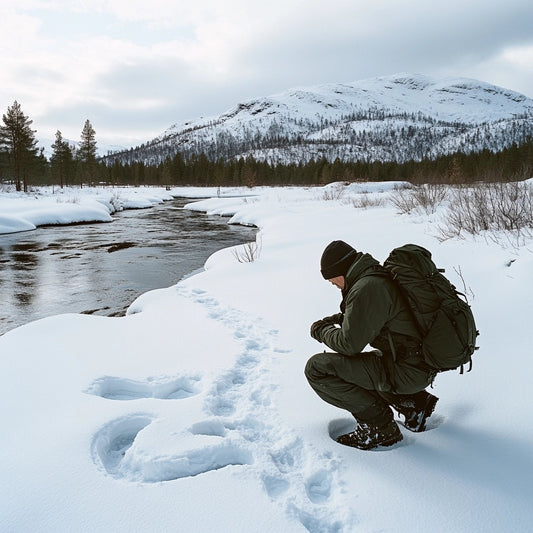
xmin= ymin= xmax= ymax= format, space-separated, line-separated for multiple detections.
xmin=305 ymin=240 xmax=438 ymax=450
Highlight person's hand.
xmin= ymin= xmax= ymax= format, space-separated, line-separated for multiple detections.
xmin=310 ymin=319 xmax=329 ymax=341
xmin=321 ymin=313 xmax=343 ymax=326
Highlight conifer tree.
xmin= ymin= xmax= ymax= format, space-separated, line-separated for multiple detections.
xmin=50 ymin=130 xmax=74 ymax=188
xmin=78 ymin=119 xmax=97 ymax=187
xmin=0 ymin=101 xmax=39 ymax=192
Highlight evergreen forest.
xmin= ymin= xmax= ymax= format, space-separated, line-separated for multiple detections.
xmin=1 ymin=100 xmax=532 ymax=190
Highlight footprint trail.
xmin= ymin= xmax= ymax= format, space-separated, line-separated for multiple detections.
xmin=89 ymin=286 xmax=355 ymax=531
xmin=179 ymin=286 xmax=356 ymax=532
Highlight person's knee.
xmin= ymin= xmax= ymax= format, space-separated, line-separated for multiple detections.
xmin=304 ymin=352 xmax=329 ymax=384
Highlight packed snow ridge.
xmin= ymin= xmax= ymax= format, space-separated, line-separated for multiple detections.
xmin=104 ymin=73 xmax=533 ymax=166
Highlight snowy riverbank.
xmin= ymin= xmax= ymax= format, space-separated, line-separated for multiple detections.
xmin=0 ymin=185 xmax=256 ymax=235
xmin=1 ymin=183 xmax=532 ymax=532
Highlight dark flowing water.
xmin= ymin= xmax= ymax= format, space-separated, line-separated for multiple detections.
xmin=0 ymin=198 xmax=256 ymax=335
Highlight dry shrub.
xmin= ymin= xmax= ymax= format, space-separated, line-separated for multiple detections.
xmin=348 ymin=193 xmax=384 ymax=209
xmin=322 ymin=182 xmax=347 ymax=201
xmin=439 ymin=180 xmax=533 ymax=241
xmin=232 ymin=238 xmax=262 ymax=263
xmin=390 ymin=183 xmax=447 ymax=215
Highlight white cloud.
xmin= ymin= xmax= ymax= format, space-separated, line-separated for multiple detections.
xmin=501 ymin=44 xmax=533 ymax=69
xmin=465 ymin=45 xmax=533 ymax=97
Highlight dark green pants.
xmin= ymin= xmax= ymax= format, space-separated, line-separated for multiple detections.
xmin=304 ymin=350 xmax=433 ymax=426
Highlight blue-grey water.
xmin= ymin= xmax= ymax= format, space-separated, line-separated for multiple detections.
xmin=0 ymin=198 xmax=256 ymax=335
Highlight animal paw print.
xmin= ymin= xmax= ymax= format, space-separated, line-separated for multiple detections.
xmin=85 ymin=375 xmax=201 ymax=400
xmin=91 ymin=414 xmax=252 ymax=483
xmin=88 ymin=374 xmax=252 ymax=483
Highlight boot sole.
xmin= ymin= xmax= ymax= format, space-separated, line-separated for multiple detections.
xmin=337 ymin=431 xmax=403 ymax=450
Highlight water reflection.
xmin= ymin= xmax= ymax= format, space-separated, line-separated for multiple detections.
xmin=0 ymin=198 xmax=256 ymax=335
xmin=15 ymin=292 xmax=34 ymax=305
xmin=12 ymin=252 xmax=39 ymax=269
xmin=0 ymin=244 xmax=40 ymax=309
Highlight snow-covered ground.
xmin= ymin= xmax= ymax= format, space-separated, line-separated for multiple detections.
xmin=1 ymin=183 xmax=532 ymax=532
xmin=0 ymin=185 xmax=231 ymax=235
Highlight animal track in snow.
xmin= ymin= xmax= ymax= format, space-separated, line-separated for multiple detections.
xmin=92 ymin=414 xmax=252 ymax=482
xmin=269 ymin=440 xmax=301 ymax=474
xmin=91 ymin=414 xmax=154 ymax=478
xmin=189 ymin=419 xmax=227 ymax=437
xmin=89 ymin=286 xmax=354 ymax=530
xmin=305 ymin=470 xmax=333 ymax=504
xmin=176 ymin=286 xmax=357 ymax=531
xmin=262 ymin=475 xmax=291 ymax=499
xmin=125 ymin=440 xmax=253 ymax=483
xmin=85 ymin=375 xmax=201 ymax=400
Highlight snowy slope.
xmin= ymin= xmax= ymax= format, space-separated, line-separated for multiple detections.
xmin=105 ymin=73 xmax=533 ymax=165
xmin=1 ymin=183 xmax=532 ymax=532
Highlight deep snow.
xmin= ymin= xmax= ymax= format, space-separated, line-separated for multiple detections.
xmin=1 ymin=183 xmax=532 ymax=532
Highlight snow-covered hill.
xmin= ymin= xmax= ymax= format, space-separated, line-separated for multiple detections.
xmin=104 ymin=73 xmax=533 ymax=166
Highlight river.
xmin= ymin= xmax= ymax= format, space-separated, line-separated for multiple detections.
xmin=0 ymin=198 xmax=256 ymax=336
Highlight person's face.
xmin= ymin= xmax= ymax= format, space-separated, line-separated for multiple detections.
xmin=328 ymin=276 xmax=345 ymax=290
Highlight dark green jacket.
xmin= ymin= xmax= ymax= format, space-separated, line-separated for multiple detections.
xmin=319 ymin=252 xmax=421 ymax=358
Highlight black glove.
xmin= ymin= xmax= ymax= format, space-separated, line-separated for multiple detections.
xmin=310 ymin=319 xmax=330 ymax=342
xmin=321 ymin=313 xmax=343 ymax=326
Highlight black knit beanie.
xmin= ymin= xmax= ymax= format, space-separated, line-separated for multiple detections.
xmin=320 ymin=240 xmax=357 ymax=279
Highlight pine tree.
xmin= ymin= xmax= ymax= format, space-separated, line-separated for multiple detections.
xmin=0 ymin=101 xmax=39 ymax=192
xmin=50 ymin=130 xmax=74 ymax=188
xmin=78 ymin=119 xmax=97 ymax=187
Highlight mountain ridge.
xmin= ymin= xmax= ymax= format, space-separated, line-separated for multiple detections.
xmin=104 ymin=73 xmax=533 ymax=166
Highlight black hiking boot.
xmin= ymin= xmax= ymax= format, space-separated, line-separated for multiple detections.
xmin=337 ymin=420 xmax=403 ymax=450
xmin=392 ymin=391 xmax=438 ymax=432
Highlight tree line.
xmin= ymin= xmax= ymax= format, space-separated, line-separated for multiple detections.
xmin=85 ymin=140 xmax=533 ymax=187
xmin=0 ymin=101 xmax=97 ymax=191
xmin=1 ymin=100 xmax=532 ymax=190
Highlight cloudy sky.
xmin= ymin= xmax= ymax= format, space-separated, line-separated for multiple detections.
xmin=2 ymin=0 xmax=533 ymax=153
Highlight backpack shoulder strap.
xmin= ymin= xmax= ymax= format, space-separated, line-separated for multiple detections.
xmin=358 ymin=264 xmax=390 ymax=279
xmin=362 ymin=263 xmax=425 ymax=338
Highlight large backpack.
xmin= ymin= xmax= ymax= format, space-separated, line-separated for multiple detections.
xmin=380 ymin=244 xmax=479 ymax=373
